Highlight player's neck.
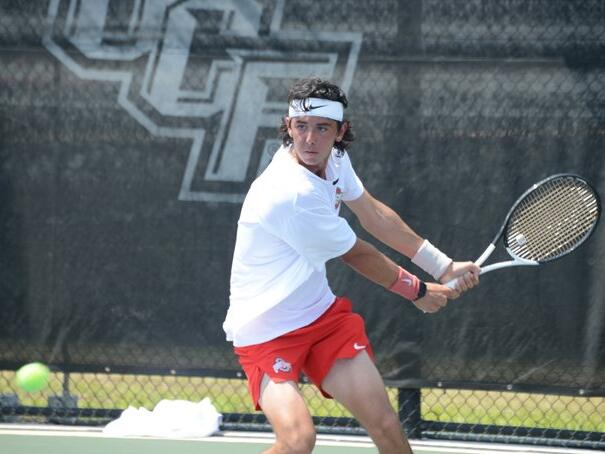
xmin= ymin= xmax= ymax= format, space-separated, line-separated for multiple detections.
xmin=304 ymin=163 xmax=327 ymax=179
xmin=288 ymin=149 xmax=328 ymax=179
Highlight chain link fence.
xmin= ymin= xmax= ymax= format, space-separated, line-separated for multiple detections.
xmin=1 ymin=0 xmax=604 ymax=449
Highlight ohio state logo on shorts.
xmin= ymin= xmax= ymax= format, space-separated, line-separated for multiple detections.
xmin=272 ymin=357 xmax=292 ymax=373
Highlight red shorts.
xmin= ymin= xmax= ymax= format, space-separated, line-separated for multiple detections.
xmin=234 ymin=296 xmax=374 ymax=410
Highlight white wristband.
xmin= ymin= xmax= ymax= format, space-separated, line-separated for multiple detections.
xmin=412 ymin=239 xmax=452 ymax=280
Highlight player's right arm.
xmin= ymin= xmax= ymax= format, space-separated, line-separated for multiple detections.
xmin=341 ymin=238 xmax=459 ymax=313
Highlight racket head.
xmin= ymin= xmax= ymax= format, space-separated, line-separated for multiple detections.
xmin=501 ymin=174 xmax=601 ymax=263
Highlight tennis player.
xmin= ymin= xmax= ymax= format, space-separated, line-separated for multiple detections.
xmin=224 ymin=77 xmax=480 ymax=454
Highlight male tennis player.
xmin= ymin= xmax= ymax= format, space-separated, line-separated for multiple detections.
xmin=224 ymin=77 xmax=480 ymax=454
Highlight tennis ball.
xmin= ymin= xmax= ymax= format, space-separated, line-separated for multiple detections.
xmin=16 ymin=362 xmax=50 ymax=392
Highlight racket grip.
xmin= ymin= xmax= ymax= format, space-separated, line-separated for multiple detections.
xmin=446 ymin=267 xmax=491 ymax=288
xmin=444 ymin=244 xmax=495 ymax=289
xmin=445 ymin=273 xmax=482 ymax=289
xmin=445 ymin=278 xmax=458 ymax=289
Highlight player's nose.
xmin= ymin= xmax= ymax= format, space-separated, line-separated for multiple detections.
xmin=304 ymin=130 xmax=316 ymax=144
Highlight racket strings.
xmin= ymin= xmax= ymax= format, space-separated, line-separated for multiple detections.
xmin=517 ymin=182 xmax=597 ymax=259
xmin=511 ymin=187 xmax=591 ymax=260
xmin=509 ymin=182 xmax=597 ymax=260
xmin=505 ymin=178 xmax=599 ymax=261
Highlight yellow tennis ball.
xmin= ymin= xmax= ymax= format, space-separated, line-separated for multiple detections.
xmin=16 ymin=362 xmax=50 ymax=392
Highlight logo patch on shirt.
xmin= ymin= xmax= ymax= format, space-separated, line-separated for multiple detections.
xmin=335 ymin=186 xmax=343 ymax=209
xmin=272 ymin=357 xmax=292 ymax=374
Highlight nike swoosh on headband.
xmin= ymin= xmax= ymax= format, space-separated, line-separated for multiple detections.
xmin=288 ymin=97 xmax=344 ymax=121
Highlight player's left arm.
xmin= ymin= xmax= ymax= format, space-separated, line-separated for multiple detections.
xmin=345 ymin=190 xmax=479 ymax=290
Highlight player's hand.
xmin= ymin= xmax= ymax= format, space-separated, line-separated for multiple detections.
xmin=439 ymin=261 xmax=480 ymax=292
xmin=413 ymin=282 xmax=459 ymax=313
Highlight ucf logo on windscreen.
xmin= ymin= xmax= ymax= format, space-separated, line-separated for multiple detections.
xmin=44 ymin=0 xmax=361 ymax=203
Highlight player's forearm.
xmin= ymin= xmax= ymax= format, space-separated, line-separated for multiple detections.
xmin=341 ymin=239 xmax=399 ymax=288
xmin=362 ymin=203 xmax=454 ymax=281
xmin=342 ymin=238 xmax=433 ymax=302
xmin=359 ymin=199 xmax=424 ymax=258
xmin=347 ymin=192 xmax=453 ymax=280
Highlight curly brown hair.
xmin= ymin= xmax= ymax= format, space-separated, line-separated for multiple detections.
xmin=279 ymin=77 xmax=355 ymax=151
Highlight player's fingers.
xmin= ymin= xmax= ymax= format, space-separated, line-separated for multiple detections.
xmin=447 ymin=286 xmax=461 ymax=300
xmin=458 ymin=261 xmax=480 ymax=277
xmin=454 ymin=277 xmax=468 ymax=292
xmin=437 ymin=294 xmax=448 ymax=307
xmin=459 ymin=273 xmax=474 ymax=291
xmin=467 ymin=270 xmax=480 ymax=287
xmin=457 ymin=271 xmax=479 ymax=292
xmin=428 ymin=295 xmax=447 ymax=312
xmin=434 ymin=284 xmax=459 ymax=300
xmin=416 ymin=300 xmax=432 ymax=314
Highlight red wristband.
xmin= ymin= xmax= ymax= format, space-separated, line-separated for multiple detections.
xmin=388 ymin=266 xmax=421 ymax=301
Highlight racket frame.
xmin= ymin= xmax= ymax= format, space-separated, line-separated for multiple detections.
xmin=445 ymin=173 xmax=601 ymax=289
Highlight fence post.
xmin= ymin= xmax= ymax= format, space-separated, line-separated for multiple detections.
xmin=398 ymin=388 xmax=421 ymax=439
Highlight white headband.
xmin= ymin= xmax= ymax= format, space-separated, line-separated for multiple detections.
xmin=288 ymin=97 xmax=344 ymax=122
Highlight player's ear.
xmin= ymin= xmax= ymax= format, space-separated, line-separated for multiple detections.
xmin=285 ymin=116 xmax=293 ymax=135
xmin=336 ymin=120 xmax=348 ymax=142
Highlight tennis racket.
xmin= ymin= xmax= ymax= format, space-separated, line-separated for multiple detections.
xmin=446 ymin=173 xmax=601 ymax=289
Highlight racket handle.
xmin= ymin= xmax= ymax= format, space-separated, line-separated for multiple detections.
xmin=444 ymin=244 xmax=495 ymax=289
xmin=475 ymin=244 xmax=496 ymax=267
xmin=445 ymin=269 xmax=486 ymax=289
xmin=445 ymin=278 xmax=461 ymax=289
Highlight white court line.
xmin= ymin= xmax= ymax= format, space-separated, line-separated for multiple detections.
xmin=411 ymin=439 xmax=604 ymax=454
xmin=0 ymin=424 xmax=602 ymax=453
xmin=0 ymin=424 xmax=374 ymax=448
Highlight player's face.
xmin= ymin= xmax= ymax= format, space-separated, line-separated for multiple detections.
xmin=287 ymin=116 xmax=346 ymax=177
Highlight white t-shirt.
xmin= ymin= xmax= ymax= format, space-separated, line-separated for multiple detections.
xmin=223 ymin=145 xmax=365 ymax=346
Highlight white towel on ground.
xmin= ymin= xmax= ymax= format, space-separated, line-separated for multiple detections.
xmin=103 ymin=398 xmax=222 ymax=438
